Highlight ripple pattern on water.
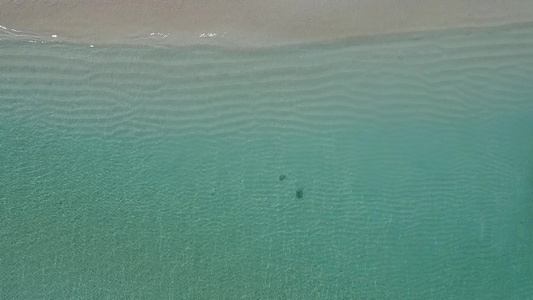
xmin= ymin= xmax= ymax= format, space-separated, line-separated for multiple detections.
xmin=1 ymin=25 xmax=533 ymax=299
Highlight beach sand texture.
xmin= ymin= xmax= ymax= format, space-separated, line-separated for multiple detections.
xmin=1 ymin=0 xmax=533 ymax=45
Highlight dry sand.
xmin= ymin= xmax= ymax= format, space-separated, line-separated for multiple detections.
xmin=1 ymin=0 xmax=533 ymax=46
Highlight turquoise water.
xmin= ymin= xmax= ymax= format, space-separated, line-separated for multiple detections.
xmin=1 ymin=25 xmax=533 ymax=299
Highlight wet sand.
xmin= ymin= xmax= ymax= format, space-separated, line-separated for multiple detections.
xmin=1 ymin=0 xmax=533 ymax=46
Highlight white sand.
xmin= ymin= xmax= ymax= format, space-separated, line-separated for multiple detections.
xmin=1 ymin=0 xmax=533 ymax=46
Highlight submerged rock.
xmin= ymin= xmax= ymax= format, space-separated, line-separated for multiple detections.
xmin=296 ymin=188 xmax=303 ymax=199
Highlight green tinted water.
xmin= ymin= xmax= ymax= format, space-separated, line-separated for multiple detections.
xmin=1 ymin=25 xmax=533 ymax=299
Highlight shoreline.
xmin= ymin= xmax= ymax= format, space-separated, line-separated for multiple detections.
xmin=1 ymin=1 xmax=533 ymax=47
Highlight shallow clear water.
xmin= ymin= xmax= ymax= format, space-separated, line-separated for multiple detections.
xmin=1 ymin=25 xmax=533 ymax=299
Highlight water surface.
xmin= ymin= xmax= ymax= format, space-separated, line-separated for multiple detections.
xmin=1 ymin=25 xmax=533 ymax=299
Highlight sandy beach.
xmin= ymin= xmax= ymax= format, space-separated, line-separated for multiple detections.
xmin=1 ymin=0 xmax=533 ymax=46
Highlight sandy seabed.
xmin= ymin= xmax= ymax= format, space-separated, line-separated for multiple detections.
xmin=1 ymin=0 xmax=533 ymax=46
